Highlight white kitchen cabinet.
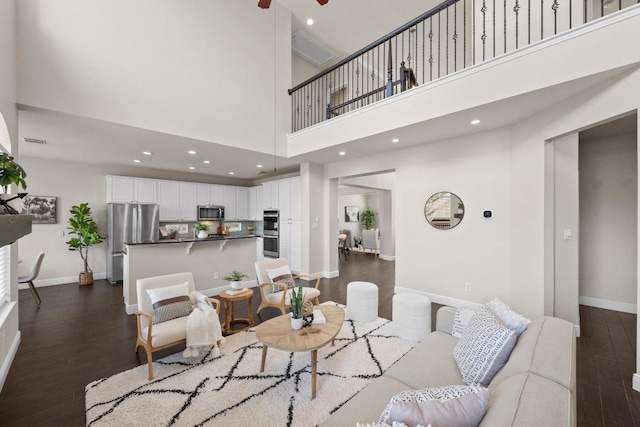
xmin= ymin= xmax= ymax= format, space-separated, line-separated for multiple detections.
xmin=106 ymin=176 xmax=157 ymax=204
xmin=235 ymin=187 xmax=249 ymax=220
xmin=196 ymin=184 xmax=211 ymax=206
xmin=280 ymin=220 xmax=300 ymax=273
xmin=157 ymin=181 xmax=180 ymax=220
xmin=256 ymin=237 xmax=264 ymax=262
xmin=248 ymin=186 xmax=263 ymax=220
xmin=289 ymin=177 xmax=300 ymax=221
xmin=210 ymin=185 xmax=224 ymax=206
xmin=179 ymin=183 xmax=198 ymax=221
xmin=278 ymin=179 xmax=291 ymax=220
xmin=223 ymin=186 xmax=236 ymax=219
xmin=262 ymin=181 xmax=278 ymax=210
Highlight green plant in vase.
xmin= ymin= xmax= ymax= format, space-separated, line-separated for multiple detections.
xmin=195 ymin=222 xmax=209 ymax=238
xmin=224 ymin=270 xmax=248 ymax=290
xmin=360 ymin=208 xmax=376 ymax=230
xmin=290 ymin=285 xmax=304 ymax=330
xmin=0 ymin=152 xmax=28 ymax=214
xmin=66 ymin=203 xmax=104 ymax=285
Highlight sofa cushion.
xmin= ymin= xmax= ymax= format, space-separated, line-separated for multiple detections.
xmin=319 ymin=376 xmax=411 ymax=427
xmin=265 ymin=287 xmax=321 ymax=305
xmin=141 ymin=315 xmax=189 ymax=347
xmin=479 ymin=372 xmax=573 ymax=426
xmin=384 ymin=331 xmax=463 ymax=389
xmin=146 ymin=281 xmax=192 ymax=324
xmin=452 ymin=306 xmax=478 ymax=338
xmin=379 ymin=385 xmax=489 ymax=427
xmin=266 ymin=265 xmax=295 ymax=292
xmin=454 ymin=306 xmax=517 ymax=387
xmin=486 ymin=298 xmax=531 ymax=336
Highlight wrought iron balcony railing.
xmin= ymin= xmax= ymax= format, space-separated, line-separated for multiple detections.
xmin=288 ymin=0 xmax=637 ymax=133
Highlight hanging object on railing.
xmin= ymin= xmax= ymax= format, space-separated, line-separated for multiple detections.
xmin=258 ymin=0 xmax=328 ymax=8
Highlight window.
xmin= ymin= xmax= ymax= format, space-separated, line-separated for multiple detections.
xmin=0 ymin=245 xmax=9 ymax=308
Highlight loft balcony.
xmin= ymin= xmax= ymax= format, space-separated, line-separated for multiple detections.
xmin=287 ymin=0 xmax=640 ymax=156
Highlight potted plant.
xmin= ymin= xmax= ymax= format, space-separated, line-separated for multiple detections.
xmin=360 ymin=208 xmax=376 ymax=230
xmin=224 ymin=270 xmax=248 ymax=290
xmin=0 ymin=152 xmax=28 ymax=214
xmin=194 ymin=222 xmax=209 ymax=239
xmin=66 ymin=203 xmax=104 ymax=285
xmin=290 ymin=285 xmax=304 ymax=330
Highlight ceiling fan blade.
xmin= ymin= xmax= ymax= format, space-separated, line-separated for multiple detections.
xmin=258 ymin=0 xmax=272 ymax=9
xmin=317 ymin=0 xmax=329 ymax=5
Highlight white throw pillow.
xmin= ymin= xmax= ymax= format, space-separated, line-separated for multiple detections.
xmin=486 ymin=298 xmax=531 ymax=336
xmin=453 ymin=306 xmax=517 ymax=387
xmin=452 ymin=306 xmax=478 ymax=338
xmin=266 ymin=265 xmax=295 ymax=292
xmin=146 ymin=282 xmax=192 ymax=324
xmin=378 ymin=385 xmax=489 ymax=427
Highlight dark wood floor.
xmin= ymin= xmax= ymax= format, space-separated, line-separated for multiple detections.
xmin=0 ymin=251 xmax=638 ymax=426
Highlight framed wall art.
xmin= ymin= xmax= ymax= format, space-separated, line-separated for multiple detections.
xmin=23 ymin=195 xmax=57 ymax=224
xmin=345 ymin=206 xmax=359 ymax=223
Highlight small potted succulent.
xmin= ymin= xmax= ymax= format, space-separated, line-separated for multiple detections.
xmin=194 ymin=222 xmax=209 ymax=239
xmin=290 ymin=285 xmax=304 ymax=330
xmin=0 ymin=152 xmax=28 ymax=214
xmin=224 ymin=270 xmax=248 ymax=290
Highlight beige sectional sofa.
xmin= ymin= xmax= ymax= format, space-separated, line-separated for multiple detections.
xmin=320 ymin=306 xmax=576 ymax=427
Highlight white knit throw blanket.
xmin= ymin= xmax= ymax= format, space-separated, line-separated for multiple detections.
xmin=183 ymin=292 xmax=222 ymax=358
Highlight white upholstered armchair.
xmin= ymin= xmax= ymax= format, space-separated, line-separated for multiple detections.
xmin=135 ymin=272 xmax=221 ymax=380
xmin=254 ymin=258 xmax=320 ymax=315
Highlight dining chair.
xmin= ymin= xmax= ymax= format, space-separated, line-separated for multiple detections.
xmin=18 ymin=252 xmax=44 ymax=307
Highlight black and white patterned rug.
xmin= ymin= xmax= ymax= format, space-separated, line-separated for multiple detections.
xmin=85 ymin=304 xmax=416 ymax=427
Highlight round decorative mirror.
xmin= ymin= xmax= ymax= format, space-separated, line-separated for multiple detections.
xmin=424 ymin=192 xmax=465 ymax=230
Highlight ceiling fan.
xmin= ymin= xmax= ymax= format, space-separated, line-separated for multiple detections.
xmin=258 ymin=0 xmax=328 ymax=8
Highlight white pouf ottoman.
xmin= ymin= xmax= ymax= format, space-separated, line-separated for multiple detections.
xmin=393 ymin=293 xmax=432 ymax=341
xmin=346 ymin=281 xmax=378 ymax=322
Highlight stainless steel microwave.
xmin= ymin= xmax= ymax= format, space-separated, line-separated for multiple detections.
xmin=197 ymin=205 xmax=224 ymax=221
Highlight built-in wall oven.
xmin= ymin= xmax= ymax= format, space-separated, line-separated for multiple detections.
xmin=263 ymin=209 xmax=279 ymax=258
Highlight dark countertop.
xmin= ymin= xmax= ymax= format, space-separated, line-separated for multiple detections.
xmin=125 ymin=234 xmax=262 ymax=246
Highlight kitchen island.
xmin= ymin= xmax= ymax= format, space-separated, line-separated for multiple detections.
xmin=123 ymin=234 xmax=261 ymax=314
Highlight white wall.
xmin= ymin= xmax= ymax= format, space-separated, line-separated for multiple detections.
xmin=579 ymin=132 xmax=637 ymax=311
xmin=0 ymin=0 xmax=19 ymax=393
xmin=16 ymin=0 xmax=292 ymax=156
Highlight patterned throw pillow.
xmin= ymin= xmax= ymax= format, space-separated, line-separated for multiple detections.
xmin=266 ymin=265 xmax=295 ymax=293
xmin=379 ymin=385 xmax=489 ymax=426
xmin=486 ymin=298 xmax=531 ymax=336
xmin=453 ymin=306 xmax=517 ymax=386
xmin=146 ymin=282 xmax=193 ymax=324
xmin=452 ymin=306 xmax=478 ymax=338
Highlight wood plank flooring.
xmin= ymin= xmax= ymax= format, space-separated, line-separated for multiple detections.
xmin=0 ymin=251 xmax=638 ymax=426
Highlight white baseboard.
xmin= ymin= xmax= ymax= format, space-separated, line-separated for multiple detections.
xmin=18 ymin=272 xmax=107 ymax=290
xmin=325 ymin=270 xmax=339 ymax=279
xmin=0 ymin=330 xmax=21 ymax=393
xmin=125 ymin=280 xmax=259 ymax=315
xmin=379 ymin=254 xmax=396 ymax=261
xmin=579 ymin=296 xmax=637 ymax=314
xmin=633 ymin=373 xmax=640 ymax=393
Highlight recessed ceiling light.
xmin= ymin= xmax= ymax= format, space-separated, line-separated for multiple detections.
xmin=470 ymin=119 xmax=481 ymax=125
xmin=142 ymin=151 xmax=152 ymax=155
xmin=188 ymin=150 xmax=197 ymax=155
xmin=257 ymin=164 xmax=263 ymax=168
xmin=133 ymin=159 xmax=142 ymax=163
xmin=339 ymin=151 xmax=346 ymax=156
xmin=188 ymin=166 xmax=195 ymax=170
xmin=306 ymin=18 xmax=314 ymax=25
xmin=203 ymin=160 xmax=211 ymax=164
xmin=391 ymin=138 xmax=400 ymax=143
xmin=228 ymin=172 xmax=235 ymax=175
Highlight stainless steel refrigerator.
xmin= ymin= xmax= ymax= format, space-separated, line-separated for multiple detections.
xmin=106 ymin=203 xmax=160 ymax=284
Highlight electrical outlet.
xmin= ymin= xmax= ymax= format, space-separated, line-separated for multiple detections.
xmin=57 ymin=230 xmax=65 ymax=237
xmin=465 ymin=282 xmax=471 ymax=292
xmin=213 ymin=272 xmax=219 ymax=279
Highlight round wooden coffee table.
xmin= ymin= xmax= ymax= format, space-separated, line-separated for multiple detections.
xmin=219 ymin=289 xmax=254 ymax=334
xmin=255 ymin=305 xmax=345 ymax=399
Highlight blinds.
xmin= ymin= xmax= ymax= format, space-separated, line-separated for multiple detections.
xmin=0 ymin=245 xmax=9 ymax=307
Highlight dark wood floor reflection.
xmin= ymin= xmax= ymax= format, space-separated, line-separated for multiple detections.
xmin=0 ymin=251 xmax=637 ymax=426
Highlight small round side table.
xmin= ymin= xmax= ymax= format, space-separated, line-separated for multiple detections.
xmin=219 ymin=288 xmax=254 ymax=334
